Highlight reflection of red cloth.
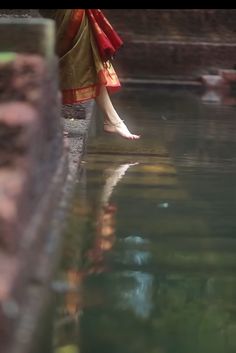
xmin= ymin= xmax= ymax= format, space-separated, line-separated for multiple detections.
xmin=86 ymin=9 xmax=123 ymax=61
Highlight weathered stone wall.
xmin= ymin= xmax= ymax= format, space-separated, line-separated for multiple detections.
xmin=103 ymin=10 xmax=236 ymax=39
xmin=103 ymin=10 xmax=236 ymax=80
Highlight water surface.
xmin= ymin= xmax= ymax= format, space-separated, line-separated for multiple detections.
xmin=43 ymin=86 xmax=236 ymax=353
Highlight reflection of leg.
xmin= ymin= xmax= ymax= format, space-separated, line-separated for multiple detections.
xmin=101 ymin=162 xmax=139 ymax=205
xmin=65 ymin=269 xmax=82 ymax=316
xmin=95 ymin=85 xmax=140 ymax=140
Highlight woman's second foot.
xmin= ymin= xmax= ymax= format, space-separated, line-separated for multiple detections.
xmin=104 ymin=120 xmax=140 ymax=140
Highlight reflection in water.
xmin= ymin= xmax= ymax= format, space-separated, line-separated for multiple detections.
xmin=201 ymin=90 xmax=223 ymax=104
xmin=118 ymin=270 xmax=153 ymax=319
xmin=100 ymin=163 xmax=139 ymax=206
xmin=202 ymin=89 xmax=236 ymax=106
xmin=40 ymin=87 xmax=236 ymax=353
xmin=90 ymin=162 xmax=139 ymax=263
xmin=48 ymin=161 xmax=142 ymax=353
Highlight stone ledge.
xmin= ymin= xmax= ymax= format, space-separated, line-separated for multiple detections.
xmin=0 ymin=10 xmax=40 ymax=18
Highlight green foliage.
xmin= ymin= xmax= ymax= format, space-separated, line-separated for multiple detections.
xmin=0 ymin=52 xmax=16 ymax=62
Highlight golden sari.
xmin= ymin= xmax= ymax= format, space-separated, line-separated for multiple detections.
xmin=39 ymin=9 xmax=122 ymax=104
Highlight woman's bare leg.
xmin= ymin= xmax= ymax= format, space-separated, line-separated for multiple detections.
xmin=95 ymin=85 xmax=140 ymax=140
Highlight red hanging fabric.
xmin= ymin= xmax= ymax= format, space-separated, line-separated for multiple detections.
xmin=86 ymin=9 xmax=123 ymax=61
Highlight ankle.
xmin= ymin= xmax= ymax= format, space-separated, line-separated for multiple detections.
xmin=104 ymin=113 xmax=122 ymax=125
xmin=104 ymin=120 xmax=124 ymax=127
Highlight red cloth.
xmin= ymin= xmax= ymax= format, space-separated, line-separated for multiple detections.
xmin=86 ymin=9 xmax=123 ymax=61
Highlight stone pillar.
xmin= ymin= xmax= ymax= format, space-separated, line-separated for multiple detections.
xmin=0 ymin=18 xmax=63 ymax=353
xmin=0 ymin=18 xmax=55 ymax=60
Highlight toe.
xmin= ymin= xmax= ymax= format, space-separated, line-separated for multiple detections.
xmin=133 ymin=134 xmax=140 ymax=139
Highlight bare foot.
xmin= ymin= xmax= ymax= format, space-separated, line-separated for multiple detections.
xmin=104 ymin=120 xmax=140 ymax=140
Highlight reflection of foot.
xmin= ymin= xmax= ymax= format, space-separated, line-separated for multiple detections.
xmin=101 ymin=163 xmax=139 ymax=205
xmin=104 ymin=120 xmax=140 ymax=140
xmin=113 ymin=163 xmax=139 ymax=178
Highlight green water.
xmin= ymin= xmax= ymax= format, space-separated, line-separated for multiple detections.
xmin=43 ymin=86 xmax=236 ymax=353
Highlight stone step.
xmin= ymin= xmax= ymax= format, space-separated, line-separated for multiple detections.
xmin=122 ymin=32 xmax=236 ymax=44
xmin=114 ymin=39 xmax=236 ymax=80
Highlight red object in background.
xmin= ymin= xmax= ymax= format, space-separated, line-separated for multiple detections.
xmin=220 ymin=69 xmax=236 ymax=83
xmin=86 ymin=9 xmax=123 ymax=61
